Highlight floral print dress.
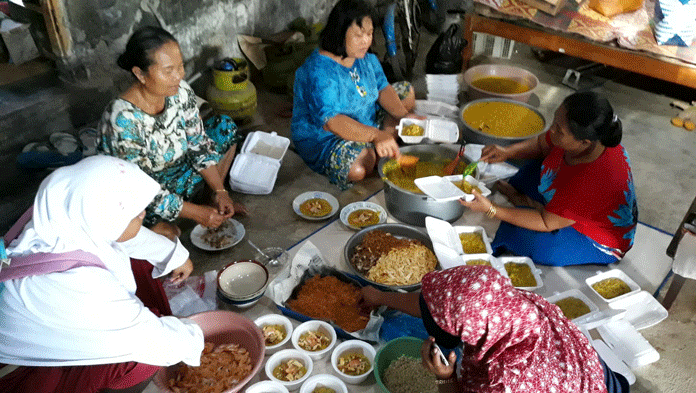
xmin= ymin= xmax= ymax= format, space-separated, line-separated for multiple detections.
xmin=98 ymin=80 xmax=240 ymax=224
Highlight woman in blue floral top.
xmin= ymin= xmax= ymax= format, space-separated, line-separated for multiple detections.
xmin=292 ymin=0 xmax=423 ymax=189
xmin=99 ymin=27 xmax=247 ymax=239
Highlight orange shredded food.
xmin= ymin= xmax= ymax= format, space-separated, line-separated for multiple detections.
xmin=286 ymin=275 xmax=369 ymax=332
xmin=168 ymin=342 xmax=252 ymax=393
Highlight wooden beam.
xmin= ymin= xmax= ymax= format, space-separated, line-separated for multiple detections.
xmin=463 ymin=13 xmax=696 ymax=90
xmin=40 ymin=0 xmax=71 ymax=58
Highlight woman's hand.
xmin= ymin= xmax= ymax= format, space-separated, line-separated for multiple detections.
xmin=213 ymin=191 xmax=235 ymax=218
xmin=373 ymin=130 xmax=400 ymax=158
xmin=421 ymin=337 xmax=456 ymax=380
xmin=169 ymin=258 xmax=194 ymax=284
xmin=359 ymin=285 xmax=385 ymax=309
xmin=197 ymin=205 xmax=227 ymax=228
xmin=459 ymin=189 xmax=493 ymax=214
xmin=402 ymin=112 xmax=427 ymax=121
xmin=480 ymin=144 xmax=512 ymax=163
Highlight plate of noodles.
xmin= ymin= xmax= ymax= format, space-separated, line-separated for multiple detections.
xmin=293 ymin=191 xmax=340 ymax=221
xmin=343 ymin=223 xmax=439 ymax=292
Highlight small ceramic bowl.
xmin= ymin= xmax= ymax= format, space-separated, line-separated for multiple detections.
xmin=300 ymin=374 xmax=349 ymax=393
xmin=291 ymin=320 xmax=337 ymax=360
xmin=245 ymin=380 xmax=290 ymax=393
xmin=217 ymin=260 xmax=269 ymax=308
xmin=330 ymin=340 xmax=376 ymax=385
xmin=254 ymin=314 xmax=294 ymax=354
xmin=265 ymin=349 xmax=314 ymax=391
xmin=339 ymin=201 xmax=388 ymax=230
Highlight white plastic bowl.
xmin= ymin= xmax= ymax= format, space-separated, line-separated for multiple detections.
xmin=299 ymin=374 xmax=349 ymax=393
xmin=291 ymin=320 xmax=337 ymax=360
xmin=330 ymin=340 xmax=376 ymax=385
xmin=245 ymin=380 xmax=290 ymax=393
xmin=217 ymin=260 xmax=269 ymax=307
xmin=254 ymin=314 xmax=294 ymax=354
xmin=265 ymin=349 xmax=314 ymax=391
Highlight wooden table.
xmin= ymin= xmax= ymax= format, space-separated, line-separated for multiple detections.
xmin=462 ymin=13 xmax=696 ymax=89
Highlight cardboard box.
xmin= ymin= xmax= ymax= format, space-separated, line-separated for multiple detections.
xmin=0 ymin=19 xmax=39 ymax=64
xmin=520 ymin=0 xmax=568 ymax=16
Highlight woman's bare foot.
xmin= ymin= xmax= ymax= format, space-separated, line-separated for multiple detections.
xmin=497 ymin=180 xmax=534 ymax=207
xmin=150 ymin=221 xmax=181 ymax=241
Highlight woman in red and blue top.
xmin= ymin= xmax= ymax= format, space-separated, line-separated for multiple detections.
xmin=460 ymin=91 xmax=637 ymax=266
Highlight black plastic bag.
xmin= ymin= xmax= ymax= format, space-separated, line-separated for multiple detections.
xmin=425 ymin=23 xmax=466 ymax=74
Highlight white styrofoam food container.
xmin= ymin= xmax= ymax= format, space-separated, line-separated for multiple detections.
xmin=607 ymin=290 xmax=668 ymax=330
xmin=585 ymin=269 xmax=641 ymax=303
xmin=498 ymin=256 xmax=543 ymax=291
xmin=414 ymin=175 xmax=491 ymax=202
xmin=454 ymin=225 xmax=493 ymax=254
xmin=229 ymin=131 xmax=290 ymax=195
xmin=596 ymin=319 xmax=660 ymax=369
xmin=397 ymin=117 xmax=459 ymax=144
xmin=546 ymin=289 xmax=600 ymax=326
xmin=415 ymin=100 xmax=459 ymax=119
xmin=460 ymin=254 xmax=508 ymax=278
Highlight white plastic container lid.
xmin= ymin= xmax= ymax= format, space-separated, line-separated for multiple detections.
xmin=596 ymin=319 xmax=660 ymax=369
xmin=415 ymin=100 xmax=459 ymax=119
xmin=414 ymin=175 xmax=491 ymax=202
xmin=591 ymin=339 xmax=637 ymax=385
xmin=397 ymin=117 xmax=460 ymax=144
xmin=607 ymin=290 xmax=668 ymax=330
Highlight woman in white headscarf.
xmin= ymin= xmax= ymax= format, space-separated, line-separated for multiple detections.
xmin=0 ymin=155 xmax=204 ymax=393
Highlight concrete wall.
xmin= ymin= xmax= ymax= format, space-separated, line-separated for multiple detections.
xmin=59 ymin=0 xmax=335 ymax=92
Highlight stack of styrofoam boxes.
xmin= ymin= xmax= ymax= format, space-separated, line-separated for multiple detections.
xmin=228 ymin=131 xmax=290 ymax=195
xmin=425 ymin=74 xmax=461 ymax=106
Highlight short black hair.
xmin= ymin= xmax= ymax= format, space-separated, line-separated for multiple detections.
xmin=117 ymin=26 xmax=177 ymax=76
xmin=320 ymin=0 xmax=374 ymax=58
xmin=562 ymin=91 xmax=623 ymax=148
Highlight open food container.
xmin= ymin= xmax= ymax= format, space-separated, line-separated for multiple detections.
xmin=396 ymin=117 xmax=459 ymax=144
xmin=414 ymin=175 xmax=491 ymax=202
xmin=425 ymin=217 xmax=495 ymax=270
xmin=415 ymin=99 xmax=459 ymax=119
xmin=229 ymin=131 xmax=290 ymax=194
xmin=498 ymin=256 xmax=543 ymax=291
xmin=546 ymin=289 xmax=601 ymax=326
xmin=585 ymin=269 xmax=641 ymax=304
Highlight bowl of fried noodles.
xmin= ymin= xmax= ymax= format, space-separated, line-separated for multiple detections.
xmin=344 ymin=223 xmax=438 ymax=292
xmin=154 ymin=310 xmax=265 ymax=393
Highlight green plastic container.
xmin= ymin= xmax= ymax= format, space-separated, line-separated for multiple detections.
xmin=374 ymin=336 xmax=424 ymax=393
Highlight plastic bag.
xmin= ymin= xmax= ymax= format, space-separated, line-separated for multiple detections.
xmin=162 ymin=272 xmax=218 ymax=317
xmin=589 ymin=0 xmax=643 ymax=17
xmin=425 ymin=23 xmax=466 ymax=75
xmin=654 ymin=0 xmax=696 ymax=46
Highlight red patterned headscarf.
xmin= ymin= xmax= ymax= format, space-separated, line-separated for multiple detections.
xmin=420 ymin=265 xmax=607 ymax=393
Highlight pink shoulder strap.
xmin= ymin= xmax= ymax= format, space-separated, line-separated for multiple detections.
xmin=0 ymin=250 xmax=106 ymax=282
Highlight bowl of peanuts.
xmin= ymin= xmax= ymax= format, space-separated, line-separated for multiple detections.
xmin=154 ymin=310 xmax=265 ymax=393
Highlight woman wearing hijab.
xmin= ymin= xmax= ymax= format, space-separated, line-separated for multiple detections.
xmin=0 ymin=155 xmax=204 ymax=393
xmin=361 ymin=265 xmax=630 ymax=393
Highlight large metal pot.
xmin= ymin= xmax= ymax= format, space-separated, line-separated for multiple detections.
xmin=459 ymin=98 xmax=548 ymax=147
xmin=378 ymin=144 xmax=474 ymax=227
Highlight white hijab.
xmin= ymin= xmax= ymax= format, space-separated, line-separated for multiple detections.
xmin=7 ymin=155 xmax=160 ymax=292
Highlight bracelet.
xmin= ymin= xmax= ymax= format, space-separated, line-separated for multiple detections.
xmin=435 ymin=377 xmax=457 ymax=385
xmin=486 ymin=204 xmax=497 ymax=219
xmin=214 ymin=189 xmax=228 ymax=194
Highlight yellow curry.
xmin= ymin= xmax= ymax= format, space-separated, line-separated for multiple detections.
xmin=462 ymin=101 xmax=544 ymax=138
xmin=382 ymin=159 xmax=466 ymax=193
xmin=471 ymin=76 xmax=531 ymax=95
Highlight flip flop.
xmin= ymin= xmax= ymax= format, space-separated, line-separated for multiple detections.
xmin=49 ymin=132 xmax=79 ymax=155
xmin=78 ymin=127 xmax=98 ymax=157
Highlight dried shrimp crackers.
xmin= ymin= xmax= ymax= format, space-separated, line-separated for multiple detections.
xmin=169 ymin=342 xmax=252 ymax=393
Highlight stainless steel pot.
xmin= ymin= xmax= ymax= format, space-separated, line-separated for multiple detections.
xmin=378 ymin=144 xmax=474 ymax=227
xmin=343 ymin=223 xmax=436 ymax=292
xmin=459 ymin=98 xmax=548 ymax=146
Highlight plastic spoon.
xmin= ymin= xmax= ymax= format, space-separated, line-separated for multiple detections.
xmin=247 ymin=239 xmax=283 ymax=269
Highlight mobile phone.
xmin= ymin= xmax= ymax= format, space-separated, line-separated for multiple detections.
xmin=431 ymin=343 xmax=450 ymax=366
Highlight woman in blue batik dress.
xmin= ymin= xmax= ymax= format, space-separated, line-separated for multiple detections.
xmin=460 ymin=91 xmax=638 ymax=266
xmin=292 ymin=0 xmax=423 ymax=189
xmin=99 ymin=26 xmax=247 ymax=240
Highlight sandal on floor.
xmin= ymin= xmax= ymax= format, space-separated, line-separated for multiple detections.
xmin=17 ymin=135 xmax=82 ymax=169
xmin=49 ymin=132 xmax=80 ymax=155
xmin=78 ymin=127 xmax=98 ymax=157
